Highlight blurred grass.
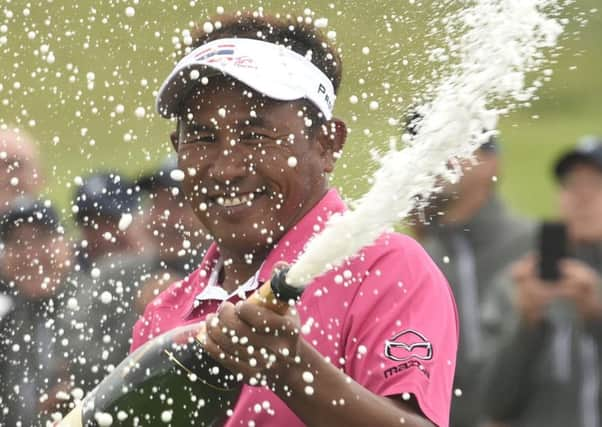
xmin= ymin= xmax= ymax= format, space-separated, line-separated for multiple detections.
xmin=0 ymin=0 xmax=600 ymax=223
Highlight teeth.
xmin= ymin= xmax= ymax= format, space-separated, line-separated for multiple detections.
xmin=219 ymin=193 xmax=255 ymax=208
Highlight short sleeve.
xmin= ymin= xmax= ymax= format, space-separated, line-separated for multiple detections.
xmin=343 ymin=236 xmax=458 ymax=427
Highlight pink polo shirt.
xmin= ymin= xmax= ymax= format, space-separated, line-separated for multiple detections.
xmin=131 ymin=189 xmax=458 ymax=427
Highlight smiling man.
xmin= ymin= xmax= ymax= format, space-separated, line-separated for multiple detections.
xmin=131 ymin=14 xmax=458 ymax=427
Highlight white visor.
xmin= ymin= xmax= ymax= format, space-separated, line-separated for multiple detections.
xmin=156 ymin=38 xmax=336 ymax=120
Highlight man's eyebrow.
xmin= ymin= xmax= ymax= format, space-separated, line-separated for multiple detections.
xmin=181 ymin=121 xmax=215 ymax=132
xmin=240 ymin=116 xmax=270 ymax=128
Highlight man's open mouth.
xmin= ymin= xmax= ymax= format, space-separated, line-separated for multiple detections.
xmin=210 ymin=186 xmax=267 ymax=208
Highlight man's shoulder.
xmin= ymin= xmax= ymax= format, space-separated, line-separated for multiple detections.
xmin=346 ymin=231 xmax=445 ymax=292
xmin=366 ymin=231 xmax=419 ymax=252
xmin=370 ymin=231 xmax=435 ymax=264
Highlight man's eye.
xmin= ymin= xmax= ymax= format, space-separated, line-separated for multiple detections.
xmin=181 ymin=132 xmax=215 ymax=144
xmin=241 ymin=131 xmax=269 ymax=141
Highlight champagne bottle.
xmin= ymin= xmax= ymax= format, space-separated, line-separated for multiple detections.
xmin=58 ymin=268 xmax=301 ymax=426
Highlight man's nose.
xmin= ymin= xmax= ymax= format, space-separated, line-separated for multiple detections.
xmin=208 ymin=139 xmax=248 ymax=183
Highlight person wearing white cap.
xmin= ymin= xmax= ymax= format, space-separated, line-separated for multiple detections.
xmin=129 ymin=13 xmax=457 ymax=427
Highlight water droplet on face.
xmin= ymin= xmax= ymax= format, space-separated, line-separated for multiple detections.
xmin=287 ymin=156 xmax=298 ymax=168
xmin=218 ymin=107 xmax=227 ymax=118
xmin=302 ymin=371 xmax=314 ymax=383
xmin=170 ymin=169 xmax=185 ymax=182
xmin=190 ymin=69 xmax=200 ymax=80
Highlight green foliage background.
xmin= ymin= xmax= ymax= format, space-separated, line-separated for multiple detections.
xmin=0 ymin=0 xmax=600 ymax=222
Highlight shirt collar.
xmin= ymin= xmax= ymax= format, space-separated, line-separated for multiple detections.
xmin=193 ymin=258 xmax=262 ymax=306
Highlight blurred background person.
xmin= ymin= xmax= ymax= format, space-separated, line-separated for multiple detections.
xmin=482 ymin=136 xmax=602 ymax=427
xmin=0 ymin=127 xmax=43 ymax=214
xmin=0 ymin=127 xmax=44 ymax=293
xmin=0 ymin=198 xmax=75 ymax=425
xmin=136 ymin=156 xmax=210 ymax=276
xmin=63 ymin=170 xmax=155 ymax=391
xmin=408 ymin=115 xmax=535 ymax=427
xmin=72 ymin=170 xmax=150 ymax=272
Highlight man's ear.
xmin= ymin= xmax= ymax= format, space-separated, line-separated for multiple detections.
xmin=318 ymin=118 xmax=347 ymax=173
xmin=170 ymin=131 xmax=179 ymax=152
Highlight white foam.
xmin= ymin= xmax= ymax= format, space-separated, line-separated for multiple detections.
xmin=286 ymin=0 xmax=565 ymax=287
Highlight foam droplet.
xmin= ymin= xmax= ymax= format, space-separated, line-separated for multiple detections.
xmin=118 ymin=213 xmax=133 ymax=231
xmin=100 ymin=291 xmax=113 ymax=304
xmin=161 ymin=410 xmax=173 ymax=423
xmin=170 ymin=169 xmax=185 ymax=182
xmin=203 ymin=22 xmax=214 ymax=33
xmin=94 ymin=412 xmax=113 ymax=427
xmin=302 ymin=371 xmax=314 ymax=383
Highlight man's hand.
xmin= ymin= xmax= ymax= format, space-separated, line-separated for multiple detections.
xmin=203 ymin=299 xmax=301 ymax=389
xmin=558 ymin=259 xmax=602 ymax=321
xmin=512 ymin=254 xmax=561 ymax=327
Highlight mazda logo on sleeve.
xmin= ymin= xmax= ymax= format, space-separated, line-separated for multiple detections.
xmin=384 ymin=330 xmax=433 ymax=362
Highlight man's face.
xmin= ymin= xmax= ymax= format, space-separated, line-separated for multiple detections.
xmin=79 ymin=214 xmax=147 ymax=261
xmin=559 ymin=163 xmax=602 ymax=243
xmin=440 ymin=149 xmax=498 ymax=201
xmin=413 ymin=148 xmax=498 ymax=224
xmin=176 ymin=78 xmax=333 ymax=255
xmin=1 ymin=223 xmax=71 ymax=299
